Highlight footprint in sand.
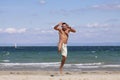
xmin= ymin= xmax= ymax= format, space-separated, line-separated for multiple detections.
xmin=50 ymin=74 xmax=54 ymax=77
xmin=59 ymin=78 xmax=62 ymax=80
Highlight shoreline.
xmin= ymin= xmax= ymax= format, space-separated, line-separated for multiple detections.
xmin=0 ymin=70 xmax=120 ymax=80
xmin=1 ymin=62 xmax=120 ymax=72
xmin=0 ymin=70 xmax=120 ymax=75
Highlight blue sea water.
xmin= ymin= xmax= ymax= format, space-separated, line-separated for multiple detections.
xmin=0 ymin=46 xmax=120 ymax=71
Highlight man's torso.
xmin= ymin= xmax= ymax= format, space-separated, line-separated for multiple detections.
xmin=59 ymin=29 xmax=69 ymax=44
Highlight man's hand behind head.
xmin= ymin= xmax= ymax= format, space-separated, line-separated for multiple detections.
xmin=58 ymin=22 xmax=63 ymax=26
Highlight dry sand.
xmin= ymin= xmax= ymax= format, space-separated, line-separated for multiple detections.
xmin=0 ymin=71 xmax=120 ymax=80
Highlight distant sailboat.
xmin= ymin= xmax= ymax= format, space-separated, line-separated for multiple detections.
xmin=15 ymin=43 xmax=17 ymax=48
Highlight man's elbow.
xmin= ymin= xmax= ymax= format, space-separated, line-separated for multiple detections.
xmin=54 ymin=27 xmax=57 ymax=30
xmin=73 ymin=31 xmax=76 ymax=33
xmin=54 ymin=27 xmax=59 ymax=31
xmin=72 ymin=30 xmax=76 ymax=33
xmin=74 ymin=31 xmax=76 ymax=33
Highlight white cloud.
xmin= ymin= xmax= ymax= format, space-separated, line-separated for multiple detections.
xmin=32 ymin=28 xmax=55 ymax=34
xmin=0 ymin=28 xmax=3 ymax=32
xmin=23 ymin=28 xmax=55 ymax=34
xmin=86 ymin=23 xmax=110 ymax=28
xmin=91 ymin=4 xmax=120 ymax=10
xmin=5 ymin=28 xmax=17 ymax=34
xmin=18 ymin=28 xmax=26 ymax=33
xmin=40 ymin=30 xmax=54 ymax=33
xmin=49 ymin=3 xmax=120 ymax=16
xmin=39 ymin=0 xmax=46 ymax=4
xmin=0 ymin=27 xmax=55 ymax=34
xmin=0 ymin=28 xmax=27 ymax=34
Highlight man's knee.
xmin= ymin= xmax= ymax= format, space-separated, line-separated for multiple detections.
xmin=62 ymin=56 xmax=67 ymax=60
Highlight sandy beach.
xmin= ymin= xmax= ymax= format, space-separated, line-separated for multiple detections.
xmin=0 ymin=70 xmax=120 ymax=80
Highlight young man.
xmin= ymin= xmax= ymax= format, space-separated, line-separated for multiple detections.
xmin=54 ymin=22 xmax=76 ymax=74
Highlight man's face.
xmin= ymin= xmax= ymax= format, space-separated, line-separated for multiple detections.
xmin=62 ymin=24 xmax=67 ymax=31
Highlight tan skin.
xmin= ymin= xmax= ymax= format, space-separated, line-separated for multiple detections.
xmin=54 ymin=22 xmax=76 ymax=74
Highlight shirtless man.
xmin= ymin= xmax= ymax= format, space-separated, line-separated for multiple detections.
xmin=54 ymin=22 xmax=76 ymax=74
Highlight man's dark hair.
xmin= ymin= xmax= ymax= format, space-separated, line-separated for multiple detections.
xmin=62 ymin=22 xmax=69 ymax=27
xmin=62 ymin=22 xmax=67 ymax=25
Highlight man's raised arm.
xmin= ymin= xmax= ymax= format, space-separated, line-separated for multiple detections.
xmin=54 ymin=22 xmax=62 ymax=30
xmin=68 ymin=27 xmax=76 ymax=33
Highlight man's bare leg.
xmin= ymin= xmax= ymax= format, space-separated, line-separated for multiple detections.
xmin=59 ymin=56 xmax=67 ymax=74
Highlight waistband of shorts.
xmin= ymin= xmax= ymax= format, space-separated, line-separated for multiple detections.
xmin=63 ymin=43 xmax=67 ymax=46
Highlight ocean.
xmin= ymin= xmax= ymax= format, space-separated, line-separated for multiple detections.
xmin=0 ymin=46 xmax=120 ymax=71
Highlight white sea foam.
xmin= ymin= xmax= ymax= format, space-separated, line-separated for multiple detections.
xmin=0 ymin=62 xmax=60 ymax=68
xmin=101 ymin=65 xmax=120 ymax=68
xmin=0 ymin=62 xmax=120 ymax=69
xmin=74 ymin=62 xmax=103 ymax=66
xmin=0 ymin=60 xmax=10 ymax=62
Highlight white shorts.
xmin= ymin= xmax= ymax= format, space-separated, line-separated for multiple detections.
xmin=61 ymin=43 xmax=67 ymax=57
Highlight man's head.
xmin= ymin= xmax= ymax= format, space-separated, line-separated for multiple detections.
xmin=61 ymin=23 xmax=69 ymax=31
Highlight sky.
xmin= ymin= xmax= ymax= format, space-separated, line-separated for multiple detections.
xmin=0 ymin=0 xmax=120 ymax=46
